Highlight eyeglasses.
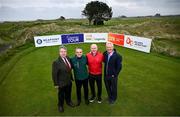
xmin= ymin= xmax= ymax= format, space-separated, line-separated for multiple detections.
xmin=76 ymin=52 xmax=82 ymax=53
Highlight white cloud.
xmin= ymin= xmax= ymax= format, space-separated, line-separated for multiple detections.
xmin=0 ymin=0 xmax=86 ymax=8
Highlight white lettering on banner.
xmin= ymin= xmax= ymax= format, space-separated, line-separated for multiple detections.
xmin=66 ymin=36 xmax=79 ymax=43
xmin=84 ymin=33 xmax=108 ymax=43
xmin=43 ymin=38 xmax=59 ymax=43
xmin=124 ymin=35 xmax=152 ymax=53
xmin=34 ymin=35 xmax=61 ymax=47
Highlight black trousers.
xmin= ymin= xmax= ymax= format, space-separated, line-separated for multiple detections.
xmin=104 ymin=77 xmax=118 ymax=102
xmin=89 ymin=74 xmax=102 ymax=99
xmin=58 ymin=82 xmax=72 ymax=107
xmin=75 ymin=78 xmax=88 ymax=102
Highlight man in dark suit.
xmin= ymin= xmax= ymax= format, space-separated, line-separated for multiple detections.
xmin=52 ymin=46 xmax=74 ymax=112
xmin=103 ymin=42 xmax=122 ymax=104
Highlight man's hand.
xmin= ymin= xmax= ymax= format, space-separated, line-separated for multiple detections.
xmin=55 ymin=86 xmax=59 ymax=89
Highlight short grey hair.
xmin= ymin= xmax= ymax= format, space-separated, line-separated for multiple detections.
xmin=75 ymin=47 xmax=83 ymax=51
xmin=59 ymin=45 xmax=67 ymax=51
xmin=106 ymin=42 xmax=114 ymax=47
xmin=91 ymin=44 xmax=98 ymax=49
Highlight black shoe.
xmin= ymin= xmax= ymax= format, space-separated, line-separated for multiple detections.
xmin=109 ymin=100 xmax=115 ymax=105
xmin=67 ymin=102 xmax=75 ymax=107
xmin=85 ymin=100 xmax=89 ymax=105
xmin=76 ymin=101 xmax=81 ymax=106
xmin=58 ymin=106 xmax=64 ymax=113
xmin=97 ymin=97 xmax=102 ymax=104
xmin=89 ymin=97 xmax=95 ymax=103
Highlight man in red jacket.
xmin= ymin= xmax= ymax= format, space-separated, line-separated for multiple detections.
xmin=86 ymin=44 xmax=104 ymax=103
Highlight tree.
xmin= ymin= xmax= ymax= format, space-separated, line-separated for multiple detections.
xmin=154 ymin=13 xmax=161 ymax=17
xmin=119 ymin=15 xmax=127 ymax=18
xmin=82 ymin=1 xmax=113 ymax=25
xmin=58 ymin=16 xmax=65 ymax=20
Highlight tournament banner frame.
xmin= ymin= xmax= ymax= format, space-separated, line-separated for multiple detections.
xmin=61 ymin=33 xmax=84 ymax=44
xmin=34 ymin=35 xmax=61 ymax=47
xmin=84 ymin=33 xmax=108 ymax=43
xmin=108 ymin=33 xmax=124 ymax=46
xmin=124 ymin=35 xmax=152 ymax=53
xmin=34 ymin=33 xmax=152 ymax=53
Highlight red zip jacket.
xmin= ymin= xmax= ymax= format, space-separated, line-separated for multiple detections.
xmin=86 ymin=52 xmax=104 ymax=75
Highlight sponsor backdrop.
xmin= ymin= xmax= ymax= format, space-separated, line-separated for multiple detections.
xmin=124 ymin=35 xmax=152 ymax=53
xmin=34 ymin=35 xmax=61 ymax=47
xmin=34 ymin=33 xmax=152 ymax=53
xmin=84 ymin=33 xmax=107 ymax=43
xmin=108 ymin=33 xmax=124 ymax=46
xmin=61 ymin=33 xmax=84 ymax=44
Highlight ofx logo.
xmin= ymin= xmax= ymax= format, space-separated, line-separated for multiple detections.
xmin=126 ymin=37 xmax=133 ymax=46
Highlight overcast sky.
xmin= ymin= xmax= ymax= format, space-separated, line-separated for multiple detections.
xmin=0 ymin=0 xmax=180 ymax=21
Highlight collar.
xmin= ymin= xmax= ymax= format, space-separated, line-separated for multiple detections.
xmin=108 ymin=51 xmax=114 ymax=56
xmin=90 ymin=51 xmax=98 ymax=56
xmin=76 ymin=55 xmax=82 ymax=59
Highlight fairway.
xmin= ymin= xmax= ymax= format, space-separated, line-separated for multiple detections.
xmin=0 ymin=43 xmax=180 ymax=116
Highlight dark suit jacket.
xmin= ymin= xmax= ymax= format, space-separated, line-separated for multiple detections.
xmin=52 ymin=56 xmax=73 ymax=87
xmin=103 ymin=49 xmax=122 ymax=78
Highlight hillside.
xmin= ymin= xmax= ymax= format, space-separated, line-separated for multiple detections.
xmin=0 ymin=16 xmax=180 ymax=58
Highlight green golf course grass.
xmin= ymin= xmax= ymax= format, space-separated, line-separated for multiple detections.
xmin=0 ymin=43 xmax=180 ymax=116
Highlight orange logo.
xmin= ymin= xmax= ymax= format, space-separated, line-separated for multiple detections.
xmin=108 ymin=33 xmax=124 ymax=46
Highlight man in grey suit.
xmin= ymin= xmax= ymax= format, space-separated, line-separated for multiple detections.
xmin=52 ymin=46 xmax=74 ymax=112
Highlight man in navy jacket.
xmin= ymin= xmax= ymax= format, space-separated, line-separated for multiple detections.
xmin=103 ymin=42 xmax=122 ymax=104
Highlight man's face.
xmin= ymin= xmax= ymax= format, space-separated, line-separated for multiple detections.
xmin=76 ymin=49 xmax=83 ymax=58
xmin=106 ymin=44 xmax=113 ymax=53
xmin=91 ymin=45 xmax=98 ymax=54
xmin=59 ymin=48 xmax=67 ymax=58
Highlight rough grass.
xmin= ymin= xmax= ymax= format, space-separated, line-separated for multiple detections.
xmin=0 ymin=43 xmax=179 ymax=116
xmin=0 ymin=16 xmax=180 ymax=57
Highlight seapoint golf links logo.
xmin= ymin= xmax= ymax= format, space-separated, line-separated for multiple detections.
xmin=36 ymin=39 xmax=42 ymax=45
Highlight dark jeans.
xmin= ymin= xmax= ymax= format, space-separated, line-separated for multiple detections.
xmin=89 ymin=74 xmax=102 ymax=99
xmin=104 ymin=77 xmax=118 ymax=102
xmin=58 ymin=82 xmax=72 ymax=106
xmin=75 ymin=78 xmax=89 ymax=102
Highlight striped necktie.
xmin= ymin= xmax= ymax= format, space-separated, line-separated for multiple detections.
xmin=64 ymin=57 xmax=71 ymax=70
